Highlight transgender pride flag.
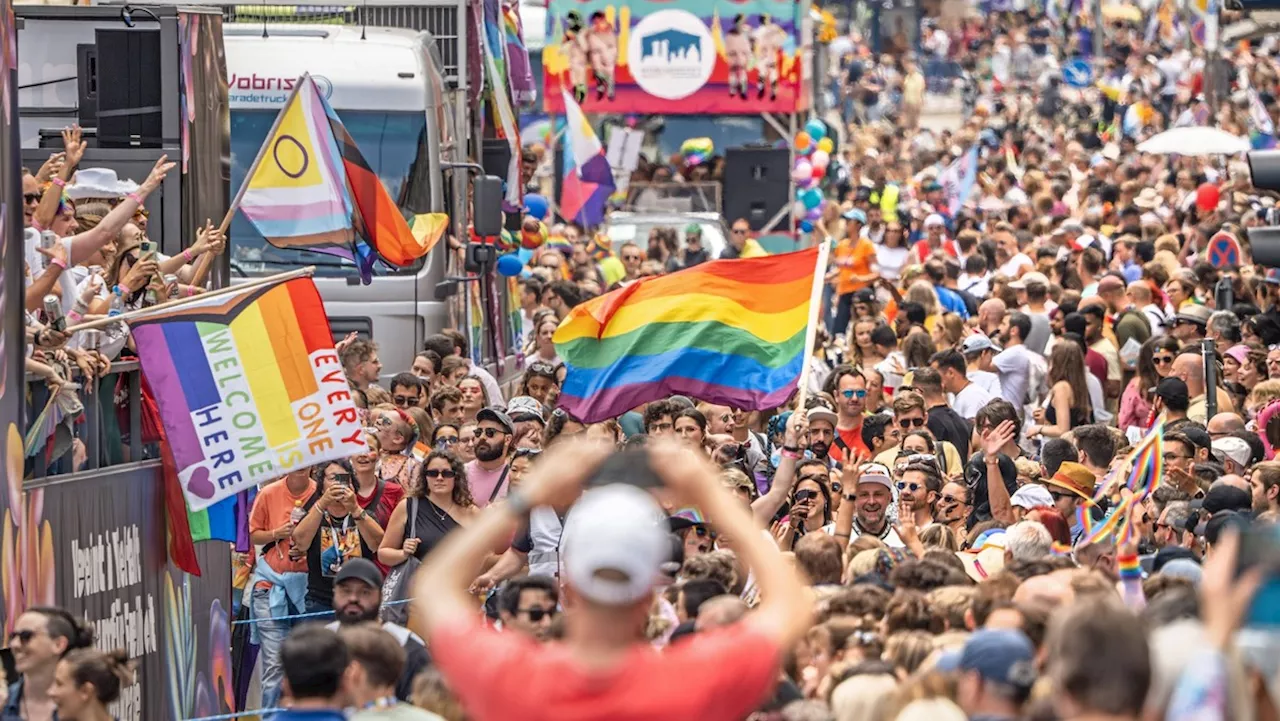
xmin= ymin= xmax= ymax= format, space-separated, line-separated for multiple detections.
xmin=560 ymin=89 xmax=615 ymax=228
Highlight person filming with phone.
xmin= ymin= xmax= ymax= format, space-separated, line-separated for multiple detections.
xmin=292 ymin=459 xmax=386 ymax=616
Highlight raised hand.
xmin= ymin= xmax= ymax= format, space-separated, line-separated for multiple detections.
xmin=61 ymin=126 xmax=86 ymax=168
xmin=36 ymin=152 xmax=66 ymax=183
xmin=982 ymin=419 xmax=1017 ymax=459
xmin=141 ymin=155 xmax=176 ymax=193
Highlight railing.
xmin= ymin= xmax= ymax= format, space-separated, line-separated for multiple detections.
xmin=621 ymin=182 xmax=723 ymax=215
xmin=23 ymin=360 xmax=158 ymax=480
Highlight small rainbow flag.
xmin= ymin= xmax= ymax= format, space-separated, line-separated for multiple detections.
xmin=554 ymin=247 xmax=819 ymax=423
xmin=130 ymin=277 xmax=368 ymax=512
xmin=559 ymin=89 xmax=615 ymax=228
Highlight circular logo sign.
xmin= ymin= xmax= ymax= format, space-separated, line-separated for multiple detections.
xmin=627 ymin=10 xmax=715 ymax=100
xmin=312 ymin=74 xmax=335 ymax=100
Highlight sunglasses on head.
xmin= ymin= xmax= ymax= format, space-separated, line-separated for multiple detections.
xmin=841 ymin=389 xmax=868 ymax=399
xmin=424 ymin=468 xmax=457 ymax=479
xmin=898 ymin=417 xmax=926 ymax=429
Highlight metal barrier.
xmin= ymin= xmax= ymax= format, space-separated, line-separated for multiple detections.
xmin=24 ymin=360 xmax=157 ymax=480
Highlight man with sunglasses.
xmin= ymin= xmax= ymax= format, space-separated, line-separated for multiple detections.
xmin=389 ymin=373 xmax=425 ymax=410
xmin=720 ymin=218 xmax=767 ymax=259
xmin=496 ymin=575 xmax=559 ymax=641
xmin=895 ymin=458 xmax=941 ymax=529
xmin=824 ymin=365 xmax=871 ymax=464
xmin=466 ymin=407 xmax=516 ymax=508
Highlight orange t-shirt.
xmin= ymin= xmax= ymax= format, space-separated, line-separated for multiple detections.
xmin=429 ymin=616 xmax=783 ymax=721
xmin=249 ymin=477 xmax=316 ymax=585
xmin=835 ymin=237 xmax=877 ymax=295
xmin=831 ymin=423 xmax=870 ymax=464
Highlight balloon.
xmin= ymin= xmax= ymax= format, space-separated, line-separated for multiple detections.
xmin=1196 ymin=183 xmax=1220 ymax=213
xmin=811 ymin=150 xmax=831 ymax=170
xmin=521 ymin=218 xmax=548 ymax=249
xmin=523 ymin=194 xmax=549 ymax=220
xmin=791 ymin=160 xmax=813 ymax=182
xmin=497 ymin=228 xmax=518 ymax=253
xmin=496 ymin=253 xmax=524 ymax=277
xmin=804 ymin=119 xmax=827 ymax=141
xmin=794 ymin=200 xmax=808 ymax=217
xmin=795 ymin=132 xmax=812 ymax=151
xmin=811 ymin=164 xmax=826 ymax=181
xmin=802 ymin=188 xmax=823 ymax=209
xmin=800 ymin=219 xmax=814 ymax=232
xmin=817 ymin=137 xmax=834 ymax=154
xmin=806 ymin=207 xmax=823 ymax=221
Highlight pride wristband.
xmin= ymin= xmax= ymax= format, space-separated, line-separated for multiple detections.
xmin=1117 ymin=554 xmax=1141 ymax=580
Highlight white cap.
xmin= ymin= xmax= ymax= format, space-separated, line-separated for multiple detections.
xmin=924 ymin=213 xmax=946 ymax=228
xmin=1010 ymin=484 xmax=1054 ymax=510
xmin=561 ymin=484 xmax=669 ymax=606
xmin=1211 ymin=436 xmax=1251 ymax=469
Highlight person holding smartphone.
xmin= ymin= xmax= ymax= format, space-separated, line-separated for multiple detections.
xmin=292 ymin=459 xmax=386 ymax=615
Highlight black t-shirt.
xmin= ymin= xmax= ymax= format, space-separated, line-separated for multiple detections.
xmin=927 ymin=405 xmax=972 ymax=461
xmin=965 ymin=452 xmax=1019 ymax=527
xmin=304 ymin=500 xmax=377 ymax=606
xmin=396 ymin=635 xmax=432 ymax=700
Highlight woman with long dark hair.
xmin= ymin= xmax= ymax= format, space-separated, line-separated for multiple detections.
xmin=378 ymin=451 xmax=478 ymax=567
xmin=1028 ymin=342 xmax=1093 ymax=439
xmin=1118 ymin=336 xmax=1179 ymax=432
xmin=3 ymin=607 xmax=96 ymax=721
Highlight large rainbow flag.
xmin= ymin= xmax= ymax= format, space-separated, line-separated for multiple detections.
xmin=130 ymin=277 xmax=367 ymax=513
xmin=553 ymin=247 xmax=819 ymax=422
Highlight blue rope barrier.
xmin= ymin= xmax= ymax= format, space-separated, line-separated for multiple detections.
xmin=184 ymin=709 xmax=283 ymax=721
xmin=231 ymin=598 xmax=412 ymax=626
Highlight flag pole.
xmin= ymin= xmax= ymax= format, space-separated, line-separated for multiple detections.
xmin=64 ymin=266 xmax=316 ymax=333
xmin=794 ymin=236 xmax=832 ymax=411
xmin=190 ymin=74 xmax=310 ymax=289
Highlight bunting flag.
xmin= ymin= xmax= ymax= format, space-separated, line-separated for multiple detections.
xmin=482 ymin=34 xmax=523 ymax=210
xmin=554 ymin=247 xmax=819 ymax=422
xmin=235 ymin=74 xmax=362 ymax=271
xmin=559 ymin=89 xmax=616 ymax=228
xmin=1248 ymin=87 xmax=1277 ymax=150
xmin=130 ymin=277 xmax=367 ymax=511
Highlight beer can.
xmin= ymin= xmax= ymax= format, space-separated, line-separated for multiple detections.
xmin=43 ymin=295 xmax=66 ymax=332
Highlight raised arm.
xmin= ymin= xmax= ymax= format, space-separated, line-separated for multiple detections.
xmin=66 ymin=156 xmax=175 ymax=267
xmin=752 ymin=413 xmax=806 ymax=525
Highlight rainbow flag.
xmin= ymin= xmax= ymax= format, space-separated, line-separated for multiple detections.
xmin=553 ymin=247 xmax=819 ymax=422
xmin=130 ymin=277 xmax=367 ymax=512
xmin=236 ymin=74 xmax=361 ymax=271
xmin=559 ymin=89 xmax=615 ymax=228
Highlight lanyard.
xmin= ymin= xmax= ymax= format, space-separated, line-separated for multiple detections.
xmin=362 ymin=696 xmax=398 ymax=711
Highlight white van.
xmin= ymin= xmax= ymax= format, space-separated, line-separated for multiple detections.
xmin=224 ymin=24 xmax=453 ymax=380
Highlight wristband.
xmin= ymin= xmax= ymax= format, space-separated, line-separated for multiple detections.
xmin=51 ymin=177 xmax=65 ymax=188
xmin=1117 ymin=553 xmax=1141 ymax=580
xmin=113 ymin=284 xmax=125 ymax=297
xmin=67 ymin=311 xmax=83 ymax=323
xmin=49 ymin=257 xmax=67 ymax=270
xmin=780 ymin=448 xmax=802 ymax=460
xmin=127 ymin=192 xmax=144 ymax=206
xmin=182 ymin=249 xmax=195 ymax=263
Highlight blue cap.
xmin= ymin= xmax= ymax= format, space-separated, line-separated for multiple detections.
xmin=959 ymin=629 xmax=1036 ymax=688
xmin=842 ymin=208 xmax=867 ymax=224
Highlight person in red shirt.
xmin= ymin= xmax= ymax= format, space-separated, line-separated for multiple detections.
xmin=825 ymin=366 xmax=871 ymax=463
xmin=413 ymin=440 xmax=812 ymax=721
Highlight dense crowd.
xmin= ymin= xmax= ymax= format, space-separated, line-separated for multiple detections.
xmin=12 ymin=3 xmax=1280 ymax=721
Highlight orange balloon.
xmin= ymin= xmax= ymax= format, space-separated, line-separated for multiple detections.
xmin=795 ymin=132 xmax=812 ymax=150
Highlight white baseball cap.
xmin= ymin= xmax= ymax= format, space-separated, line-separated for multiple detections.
xmin=561 ymin=484 xmax=669 ymax=606
xmin=924 ymin=213 xmax=946 ymax=228
xmin=1211 ymin=437 xmax=1251 ymax=469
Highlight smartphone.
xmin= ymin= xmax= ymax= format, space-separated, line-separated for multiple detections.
xmin=139 ymin=239 xmax=155 ymax=260
xmin=585 ymin=448 xmax=663 ymax=490
xmin=1238 ymin=522 xmax=1280 ymax=629
xmin=332 ymin=472 xmax=353 ymax=487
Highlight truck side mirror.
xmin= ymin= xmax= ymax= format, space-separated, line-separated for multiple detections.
xmin=473 ymin=175 xmax=505 ymax=238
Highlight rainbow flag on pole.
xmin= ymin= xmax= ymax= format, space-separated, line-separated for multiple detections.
xmin=553 ymin=247 xmax=819 ymax=422
xmin=559 ymin=89 xmax=615 ymax=228
xmin=130 ymin=277 xmax=367 ymax=512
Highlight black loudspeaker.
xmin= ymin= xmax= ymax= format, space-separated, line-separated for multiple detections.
xmin=76 ymin=44 xmax=98 ymax=129
xmin=481 ymin=139 xmax=522 ymax=231
xmin=723 ymin=147 xmax=791 ymax=231
xmin=94 ymin=28 xmax=162 ymax=148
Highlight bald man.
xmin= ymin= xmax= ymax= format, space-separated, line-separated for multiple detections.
xmin=1171 ymin=352 xmax=1236 ymax=423
xmin=1127 ymin=281 xmax=1168 ymax=338
xmin=1207 ymin=412 xmax=1246 ymax=439
xmin=978 ymin=298 xmax=1007 ymax=337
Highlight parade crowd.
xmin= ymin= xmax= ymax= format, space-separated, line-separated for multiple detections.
xmin=12 ymin=3 xmax=1280 ymax=721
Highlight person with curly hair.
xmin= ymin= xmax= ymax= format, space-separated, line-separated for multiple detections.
xmin=378 ymin=451 xmax=478 ymax=568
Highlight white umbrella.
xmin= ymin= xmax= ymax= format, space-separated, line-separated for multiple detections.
xmin=1136 ymin=127 xmax=1251 ymax=155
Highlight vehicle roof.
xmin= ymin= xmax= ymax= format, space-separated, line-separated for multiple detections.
xmin=607 ymin=211 xmax=724 ymax=223
xmin=224 ymin=24 xmax=428 ymax=111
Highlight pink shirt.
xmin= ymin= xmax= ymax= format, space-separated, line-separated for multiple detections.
xmin=465 ymin=459 xmax=509 ymax=508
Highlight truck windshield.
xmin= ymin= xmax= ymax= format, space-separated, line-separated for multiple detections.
xmin=228 ymin=109 xmax=429 ymax=278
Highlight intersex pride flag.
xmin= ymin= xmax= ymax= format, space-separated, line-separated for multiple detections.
xmin=130 ymin=277 xmax=366 ymax=511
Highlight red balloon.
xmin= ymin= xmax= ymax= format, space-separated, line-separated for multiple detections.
xmin=1196 ymin=183 xmax=1220 ymax=213
xmin=811 ymin=164 xmax=826 ymax=180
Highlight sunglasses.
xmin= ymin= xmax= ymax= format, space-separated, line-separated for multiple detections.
xmin=475 ymin=427 xmax=507 ymax=439
xmin=9 ymin=629 xmax=36 ymax=644
xmin=841 ymin=389 xmax=868 ymax=399
xmin=939 ymin=493 xmax=966 ymax=505
xmin=393 ymin=395 xmax=418 ymax=407
xmin=519 ymin=607 xmax=557 ymax=622
xmin=732 ymin=228 xmax=749 ymax=235
xmin=691 ymin=525 xmax=717 ymax=539
xmin=436 ymin=436 xmax=458 ymax=446
xmin=896 ymin=481 xmax=922 ymax=492
xmin=1153 ymin=355 xmax=1174 ymax=365
xmin=898 ymin=417 xmax=926 ymax=429
xmin=424 ymin=468 xmax=457 ymax=479
xmin=23 ymin=193 xmax=41 ymax=204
